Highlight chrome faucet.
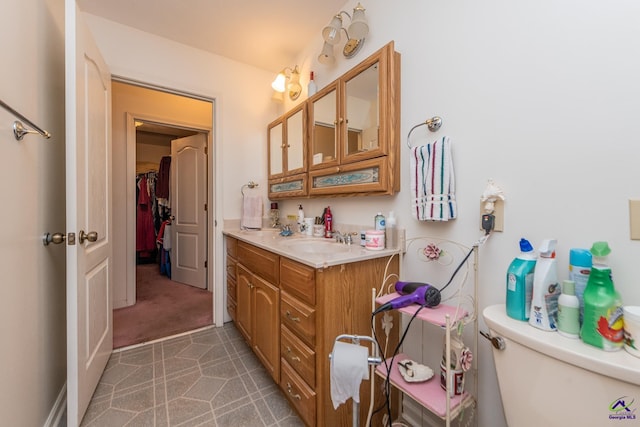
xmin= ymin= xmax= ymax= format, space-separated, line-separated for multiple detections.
xmin=334 ymin=231 xmax=357 ymax=245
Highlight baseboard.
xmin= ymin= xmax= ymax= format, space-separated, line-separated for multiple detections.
xmin=44 ymin=382 xmax=66 ymax=427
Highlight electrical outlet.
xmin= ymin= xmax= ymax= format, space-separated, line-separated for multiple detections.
xmin=480 ymin=200 xmax=504 ymax=232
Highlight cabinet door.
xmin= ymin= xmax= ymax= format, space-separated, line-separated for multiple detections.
xmin=252 ymin=274 xmax=280 ymax=381
xmin=309 ymin=82 xmax=339 ymax=170
xmin=268 ymin=120 xmax=284 ymax=178
xmin=342 ymin=55 xmax=384 ymax=163
xmin=284 ymin=104 xmax=306 ymax=175
xmin=236 ymin=264 xmax=253 ymax=343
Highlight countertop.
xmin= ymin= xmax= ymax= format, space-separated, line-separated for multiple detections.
xmin=223 ymin=228 xmax=400 ymax=269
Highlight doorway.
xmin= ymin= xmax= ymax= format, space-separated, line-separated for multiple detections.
xmin=111 ymin=80 xmax=216 ymax=348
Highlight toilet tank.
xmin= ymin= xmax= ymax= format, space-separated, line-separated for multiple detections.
xmin=483 ymin=304 xmax=640 ymax=426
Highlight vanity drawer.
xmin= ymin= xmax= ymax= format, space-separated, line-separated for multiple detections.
xmin=281 ymin=360 xmax=316 ymax=427
xmin=280 ymin=258 xmax=316 ymax=306
xmin=226 ymin=255 xmax=237 ymax=280
xmin=281 ymin=291 xmax=316 ymax=347
xmin=238 ymin=241 xmax=279 ymax=284
xmin=281 ymin=325 xmax=316 ymax=388
xmin=225 ymin=236 xmax=237 ymax=258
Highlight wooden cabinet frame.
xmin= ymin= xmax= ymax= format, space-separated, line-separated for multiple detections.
xmin=267 ymin=41 xmax=400 ymax=198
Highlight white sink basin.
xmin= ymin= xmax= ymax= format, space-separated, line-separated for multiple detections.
xmin=282 ymin=239 xmax=351 ymax=254
xmin=238 ymin=228 xmax=280 ymax=236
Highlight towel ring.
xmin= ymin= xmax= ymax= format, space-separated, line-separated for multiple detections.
xmin=407 ymin=116 xmax=442 ymax=148
xmin=241 ymin=181 xmax=258 ymax=196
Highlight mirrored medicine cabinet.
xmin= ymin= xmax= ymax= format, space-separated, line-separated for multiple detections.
xmin=268 ymin=40 xmax=400 ymax=199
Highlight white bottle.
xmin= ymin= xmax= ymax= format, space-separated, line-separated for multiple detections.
xmin=557 ymin=280 xmax=580 ymax=339
xmin=529 ymin=239 xmax=561 ymax=331
xmin=386 ymin=211 xmax=397 ymax=249
xmin=308 ymin=71 xmax=318 ymax=96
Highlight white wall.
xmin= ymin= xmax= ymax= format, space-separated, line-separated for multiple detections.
xmin=279 ymin=1 xmax=640 ymax=426
xmin=0 ymin=0 xmax=67 ymax=425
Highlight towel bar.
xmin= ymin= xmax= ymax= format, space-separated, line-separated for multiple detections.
xmin=0 ymin=98 xmax=51 ymax=141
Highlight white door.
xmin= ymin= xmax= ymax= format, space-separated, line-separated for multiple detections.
xmin=170 ymin=134 xmax=207 ymax=289
xmin=65 ymin=1 xmax=113 ymax=425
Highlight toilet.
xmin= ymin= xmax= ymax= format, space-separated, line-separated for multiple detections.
xmin=483 ymin=304 xmax=640 ymax=426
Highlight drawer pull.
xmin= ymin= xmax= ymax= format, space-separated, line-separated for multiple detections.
xmin=285 ymin=310 xmax=300 ymax=322
xmin=286 ymin=382 xmax=302 ymax=400
xmin=286 ymin=346 xmax=301 ymax=362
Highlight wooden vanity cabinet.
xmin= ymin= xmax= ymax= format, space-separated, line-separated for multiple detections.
xmin=279 ymin=256 xmax=400 ymax=427
xmin=227 ymin=238 xmax=399 ymax=426
xmin=236 ymin=241 xmax=280 ymax=382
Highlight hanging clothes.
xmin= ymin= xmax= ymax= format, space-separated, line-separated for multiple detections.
xmin=156 ymin=156 xmax=171 ymax=199
xmin=136 ymin=175 xmax=157 ymax=255
xmin=156 ymin=219 xmax=171 ymax=277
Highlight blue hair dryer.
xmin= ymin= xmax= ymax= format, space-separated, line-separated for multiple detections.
xmin=374 ymin=281 xmax=441 ymax=314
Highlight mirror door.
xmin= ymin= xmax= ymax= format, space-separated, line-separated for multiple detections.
xmin=309 ymin=83 xmax=339 ymax=170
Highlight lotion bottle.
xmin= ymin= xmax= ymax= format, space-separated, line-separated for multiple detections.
xmin=386 ymin=211 xmax=397 ymax=249
xmin=557 ymin=280 xmax=580 ymax=338
xmin=529 ymin=239 xmax=561 ymax=331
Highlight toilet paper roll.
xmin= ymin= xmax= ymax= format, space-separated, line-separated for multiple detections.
xmin=330 ymin=341 xmax=370 ymax=409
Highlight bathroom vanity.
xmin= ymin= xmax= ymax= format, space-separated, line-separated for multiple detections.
xmin=224 ymin=229 xmax=400 ymax=427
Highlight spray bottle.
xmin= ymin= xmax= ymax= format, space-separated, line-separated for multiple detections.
xmin=580 ymin=242 xmax=624 ymax=351
xmin=529 ymin=239 xmax=561 ymax=331
xmin=569 ymin=248 xmax=592 ymax=325
xmin=506 ymin=238 xmax=536 ymax=321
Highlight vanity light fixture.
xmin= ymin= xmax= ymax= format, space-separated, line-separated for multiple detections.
xmin=271 ymin=65 xmax=302 ymax=100
xmin=318 ymin=2 xmax=369 ymax=65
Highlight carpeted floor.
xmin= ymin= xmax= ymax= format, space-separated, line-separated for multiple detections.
xmin=113 ymin=263 xmax=213 ymax=348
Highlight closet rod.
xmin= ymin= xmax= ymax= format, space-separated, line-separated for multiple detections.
xmin=0 ymin=98 xmax=51 ymax=141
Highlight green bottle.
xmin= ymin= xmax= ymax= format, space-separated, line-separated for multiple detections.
xmin=580 ymin=242 xmax=624 ymax=351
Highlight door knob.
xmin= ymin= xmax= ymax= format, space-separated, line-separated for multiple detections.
xmin=43 ymin=232 xmax=66 ymax=246
xmin=79 ymin=230 xmax=98 ymax=244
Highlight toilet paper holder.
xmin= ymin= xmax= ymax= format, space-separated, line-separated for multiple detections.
xmin=329 ymin=334 xmax=382 ymax=366
xmin=329 ymin=334 xmax=382 ymax=427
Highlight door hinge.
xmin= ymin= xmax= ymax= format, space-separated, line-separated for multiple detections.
xmin=204 ymin=203 xmax=207 ymax=211
xmin=204 ymin=146 xmax=208 ymax=155
xmin=204 ymin=260 xmax=208 ymax=268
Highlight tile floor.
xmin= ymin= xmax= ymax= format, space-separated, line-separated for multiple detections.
xmin=80 ymin=323 xmax=304 ymax=427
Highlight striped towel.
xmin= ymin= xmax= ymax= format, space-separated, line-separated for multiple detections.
xmin=410 ymin=136 xmax=457 ymax=221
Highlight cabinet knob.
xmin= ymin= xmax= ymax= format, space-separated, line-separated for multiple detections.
xmin=286 ymin=382 xmax=302 ymax=400
xmin=286 ymin=346 xmax=301 ymax=362
xmin=285 ymin=310 xmax=301 ymax=322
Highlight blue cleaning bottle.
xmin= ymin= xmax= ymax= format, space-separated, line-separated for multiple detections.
xmin=506 ymin=238 xmax=536 ymax=321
